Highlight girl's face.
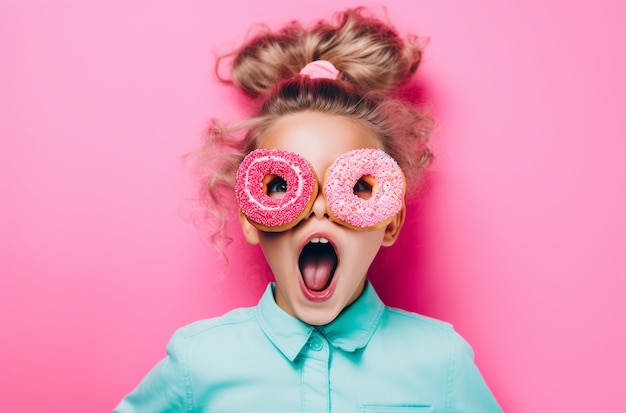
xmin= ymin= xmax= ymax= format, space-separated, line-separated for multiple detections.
xmin=239 ymin=111 xmax=404 ymax=326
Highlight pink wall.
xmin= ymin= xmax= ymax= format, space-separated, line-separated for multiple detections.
xmin=1 ymin=0 xmax=624 ymax=411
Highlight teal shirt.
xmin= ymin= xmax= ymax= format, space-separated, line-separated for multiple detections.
xmin=114 ymin=282 xmax=502 ymax=412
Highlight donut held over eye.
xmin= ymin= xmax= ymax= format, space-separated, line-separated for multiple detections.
xmin=323 ymin=148 xmax=406 ymax=231
xmin=235 ymin=149 xmax=318 ymax=232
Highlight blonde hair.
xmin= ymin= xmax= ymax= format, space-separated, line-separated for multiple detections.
xmin=192 ymin=7 xmax=433 ymax=248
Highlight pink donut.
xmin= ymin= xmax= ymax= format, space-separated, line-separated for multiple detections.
xmin=323 ymin=148 xmax=405 ymax=230
xmin=235 ymin=149 xmax=318 ymax=232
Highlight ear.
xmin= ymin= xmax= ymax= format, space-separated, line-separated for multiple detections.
xmin=381 ymin=204 xmax=405 ymax=247
xmin=238 ymin=209 xmax=260 ymax=245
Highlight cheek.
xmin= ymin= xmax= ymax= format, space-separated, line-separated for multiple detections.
xmin=258 ymin=235 xmax=293 ymax=269
xmin=344 ymin=231 xmax=386 ymax=265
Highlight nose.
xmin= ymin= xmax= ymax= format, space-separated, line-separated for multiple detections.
xmin=308 ymin=182 xmax=329 ymax=220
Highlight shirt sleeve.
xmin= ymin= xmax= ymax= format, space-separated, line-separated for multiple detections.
xmin=448 ymin=332 xmax=503 ymax=413
xmin=113 ymin=331 xmax=190 ymax=413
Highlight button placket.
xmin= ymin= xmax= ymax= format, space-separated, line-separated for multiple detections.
xmin=302 ymin=332 xmax=330 ymax=413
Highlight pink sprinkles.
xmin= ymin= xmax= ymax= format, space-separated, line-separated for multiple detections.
xmin=235 ymin=149 xmax=316 ymax=228
xmin=324 ymin=148 xmax=405 ymax=228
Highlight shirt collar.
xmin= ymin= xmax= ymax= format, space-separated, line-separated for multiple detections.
xmin=256 ymin=282 xmax=385 ymax=361
xmin=318 ymin=281 xmax=385 ymax=352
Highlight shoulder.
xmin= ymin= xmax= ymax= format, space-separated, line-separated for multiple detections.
xmin=166 ymin=306 xmax=260 ymax=350
xmin=380 ymin=309 xmax=502 ymax=411
xmin=379 ymin=306 xmax=474 ymax=357
xmin=382 ymin=306 xmax=454 ymax=333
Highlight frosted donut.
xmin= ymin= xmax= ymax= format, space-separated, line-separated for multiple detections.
xmin=235 ymin=149 xmax=318 ymax=232
xmin=323 ymin=148 xmax=405 ymax=231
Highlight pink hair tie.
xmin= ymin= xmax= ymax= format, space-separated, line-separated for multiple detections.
xmin=299 ymin=60 xmax=340 ymax=80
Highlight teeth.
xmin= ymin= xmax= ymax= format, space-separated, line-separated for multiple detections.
xmin=310 ymin=237 xmax=329 ymax=244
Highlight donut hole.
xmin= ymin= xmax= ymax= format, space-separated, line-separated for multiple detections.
xmin=262 ymin=174 xmax=288 ymax=199
xmin=353 ymin=175 xmax=377 ymax=200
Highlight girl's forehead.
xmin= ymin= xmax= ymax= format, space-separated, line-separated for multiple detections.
xmin=257 ymin=112 xmax=381 ymax=163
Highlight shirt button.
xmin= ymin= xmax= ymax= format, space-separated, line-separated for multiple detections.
xmin=308 ymin=335 xmax=324 ymax=351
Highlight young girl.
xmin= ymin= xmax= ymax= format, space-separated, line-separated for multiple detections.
xmin=115 ymin=8 xmax=502 ymax=412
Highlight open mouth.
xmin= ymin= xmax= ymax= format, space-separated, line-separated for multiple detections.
xmin=298 ymin=237 xmax=338 ymax=292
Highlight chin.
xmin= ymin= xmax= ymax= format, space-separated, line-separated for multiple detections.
xmin=294 ymin=305 xmax=342 ymax=326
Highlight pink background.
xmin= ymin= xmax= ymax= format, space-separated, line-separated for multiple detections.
xmin=1 ymin=0 xmax=624 ymax=412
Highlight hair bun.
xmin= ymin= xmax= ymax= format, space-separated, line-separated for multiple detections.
xmin=224 ymin=7 xmax=424 ymax=97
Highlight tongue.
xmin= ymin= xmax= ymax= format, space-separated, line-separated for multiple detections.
xmin=301 ymin=256 xmax=335 ymax=291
